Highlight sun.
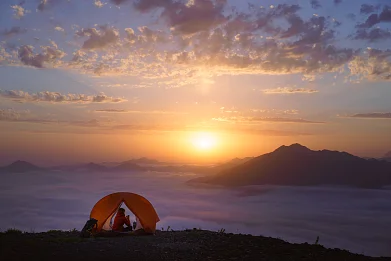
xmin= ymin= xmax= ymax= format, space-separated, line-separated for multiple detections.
xmin=191 ymin=132 xmax=217 ymax=150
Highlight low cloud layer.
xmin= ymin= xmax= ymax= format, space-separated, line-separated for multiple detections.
xmin=0 ymin=90 xmax=126 ymax=103
xmin=0 ymin=170 xmax=390 ymax=257
xmin=351 ymin=112 xmax=391 ymax=119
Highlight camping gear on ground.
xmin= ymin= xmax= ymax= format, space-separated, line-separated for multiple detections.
xmin=87 ymin=192 xmax=160 ymax=237
xmin=80 ymin=218 xmax=98 ymax=238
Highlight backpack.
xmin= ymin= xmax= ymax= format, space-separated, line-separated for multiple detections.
xmin=80 ymin=218 xmax=98 ymax=238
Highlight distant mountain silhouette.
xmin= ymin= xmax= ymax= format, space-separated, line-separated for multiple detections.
xmin=188 ymin=144 xmax=391 ymax=189
xmin=82 ymin=162 xmax=108 ymax=172
xmin=213 ymin=157 xmax=254 ymax=172
xmin=119 ymin=157 xmax=162 ymax=166
xmin=0 ymin=160 xmax=42 ymax=173
xmin=147 ymin=157 xmax=253 ymax=174
xmin=113 ymin=161 xmax=145 ymax=172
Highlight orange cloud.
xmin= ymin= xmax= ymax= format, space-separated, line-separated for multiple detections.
xmin=0 ymin=90 xmax=126 ymax=104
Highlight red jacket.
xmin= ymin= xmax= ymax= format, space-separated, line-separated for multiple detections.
xmin=112 ymin=212 xmax=130 ymax=231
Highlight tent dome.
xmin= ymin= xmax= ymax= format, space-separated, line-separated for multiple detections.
xmin=90 ymin=192 xmax=160 ymax=234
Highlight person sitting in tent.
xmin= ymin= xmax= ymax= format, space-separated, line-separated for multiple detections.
xmin=112 ymin=208 xmax=132 ymax=232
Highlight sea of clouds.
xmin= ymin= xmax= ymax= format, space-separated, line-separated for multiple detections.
xmin=0 ymin=170 xmax=390 ymax=257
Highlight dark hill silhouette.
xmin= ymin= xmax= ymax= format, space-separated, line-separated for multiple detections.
xmin=188 ymin=144 xmax=391 ymax=189
xmin=0 ymin=160 xmax=42 ymax=173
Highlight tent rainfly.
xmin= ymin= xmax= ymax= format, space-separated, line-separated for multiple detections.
xmin=90 ymin=192 xmax=160 ymax=234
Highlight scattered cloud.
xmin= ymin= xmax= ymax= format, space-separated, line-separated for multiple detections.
xmin=75 ymin=26 xmax=120 ymax=50
xmin=351 ymin=113 xmax=391 ymax=119
xmin=310 ymin=0 xmax=321 ymax=9
xmin=353 ymin=28 xmax=391 ymax=42
xmin=2 ymin=27 xmax=27 ymax=37
xmin=360 ymin=4 xmax=378 ymax=15
xmin=0 ymin=1 xmax=390 ymax=83
xmin=348 ymin=48 xmax=391 ymax=81
xmin=212 ymin=116 xmax=323 ymax=124
xmin=18 ymin=43 xmax=66 ymax=68
xmin=110 ymin=0 xmax=129 ymax=5
xmin=0 ymin=108 xmax=30 ymax=121
xmin=239 ymin=128 xmax=312 ymax=136
xmin=251 ymin=109 xmax=299 ymax=115
xmin=54 ymin=26 xmax=65 ymax=32
xmin=0 ymin=90 xmax=126 ymax=104
xmin=250 ymin=117 xmax=324 ymax=124
xmin=95 ymin=109 xmax=186 ymax=114
xmin=11 ymin=5 xmax=27 ymax=19
xmin=37 ymin=0 xmax=66 ymax=11
xmin=263 ymin=87 xmax=319 ymax=94
xmin=94 ymin=0 xmax=106 ymax=8
xmin=95 ymin=109 xmax=129 ymax=113
xmin=357 ymin=6 xmax=391 ymax=28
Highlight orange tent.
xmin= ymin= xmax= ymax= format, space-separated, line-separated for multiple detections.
xmin=90 ymin=192 xmax=160 ymax=234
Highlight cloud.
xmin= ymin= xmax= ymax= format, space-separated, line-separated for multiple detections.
xmin=360 ymin=4 xmax=378 ymax=15
xmin=76 ymin=26 xmax=120 ymax=50
xmin=54 ymin=26 xmax=65 ymax=32
xmin=110 ymin=0 xmax=129 ymax=5
xmin=239 ymin=128 xmax=312 ymax=136
xmin=94 ymin=0 xmax=106 ymax=8
xmin=357 ymin=6 xmax=391 ymax=28
xmin=2 ymin=27 xmax=27 ymax=37
xmin=95 ymin=109 xmax=186 ymax=114
xmin=250 ymin=109 xmax=299 ymax=115
xmin=11 ymin=5 xmax=27 ymax=19
xmin=351 ymin=113 xmax=391 ymax=119
xmin=250 ymin=117 xmax=324 ymax=124
xmin=310 ymin=0 xmax=321 ymax=9
xmin=134 ymin=0 xmax=228 ymax=35
xmin=353 ymin=28 xmax=391 ymax=42
xmin=0 ymin=109 xmax=30 ymax=121
xmin=0 ymin=90 xmax=126 ymax=104
xmin=0 ymin=109 xmax=113 ymax=128
xmin=0 ymin=0 xmax=390 ymax=83
xmin=95 ymin=109 xmax=129 ymax=113
xmin=69 ymin=119 xmax=102 ymax=127
xmin=212 ymin=116 xmax=323 ymax=124
xmin=37 ymin=0 xmax=58 ymax=11
xmin=348 ymin=48 xmax=391 ymax=81
xmin=262 ymin=87 xmax=319 ymax=94
xmin=334 ymin=0 xmax=342 ymax=5
xmin=18 ymin=43 xmax=66 ymax=68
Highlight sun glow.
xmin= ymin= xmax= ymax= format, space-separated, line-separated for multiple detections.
xmin=191 ymin=132 xmax=217 ymax=150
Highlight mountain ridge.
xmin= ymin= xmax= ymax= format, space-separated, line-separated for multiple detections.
xmin=188 ymin=144 xmax=391 ymax=189
xmin=0 ymin=160 xmax=42 ymax=173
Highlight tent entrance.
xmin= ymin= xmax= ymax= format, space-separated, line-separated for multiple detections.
xmin=101 ymin=201 xmax=143 ymax=231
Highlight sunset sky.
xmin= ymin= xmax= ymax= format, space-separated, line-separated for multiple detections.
xmin=0 ymin=0 xmax=390 ymax=165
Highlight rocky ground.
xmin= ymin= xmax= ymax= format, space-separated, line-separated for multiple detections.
xmin=1 ymin=229 xmax=389 ymax=261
